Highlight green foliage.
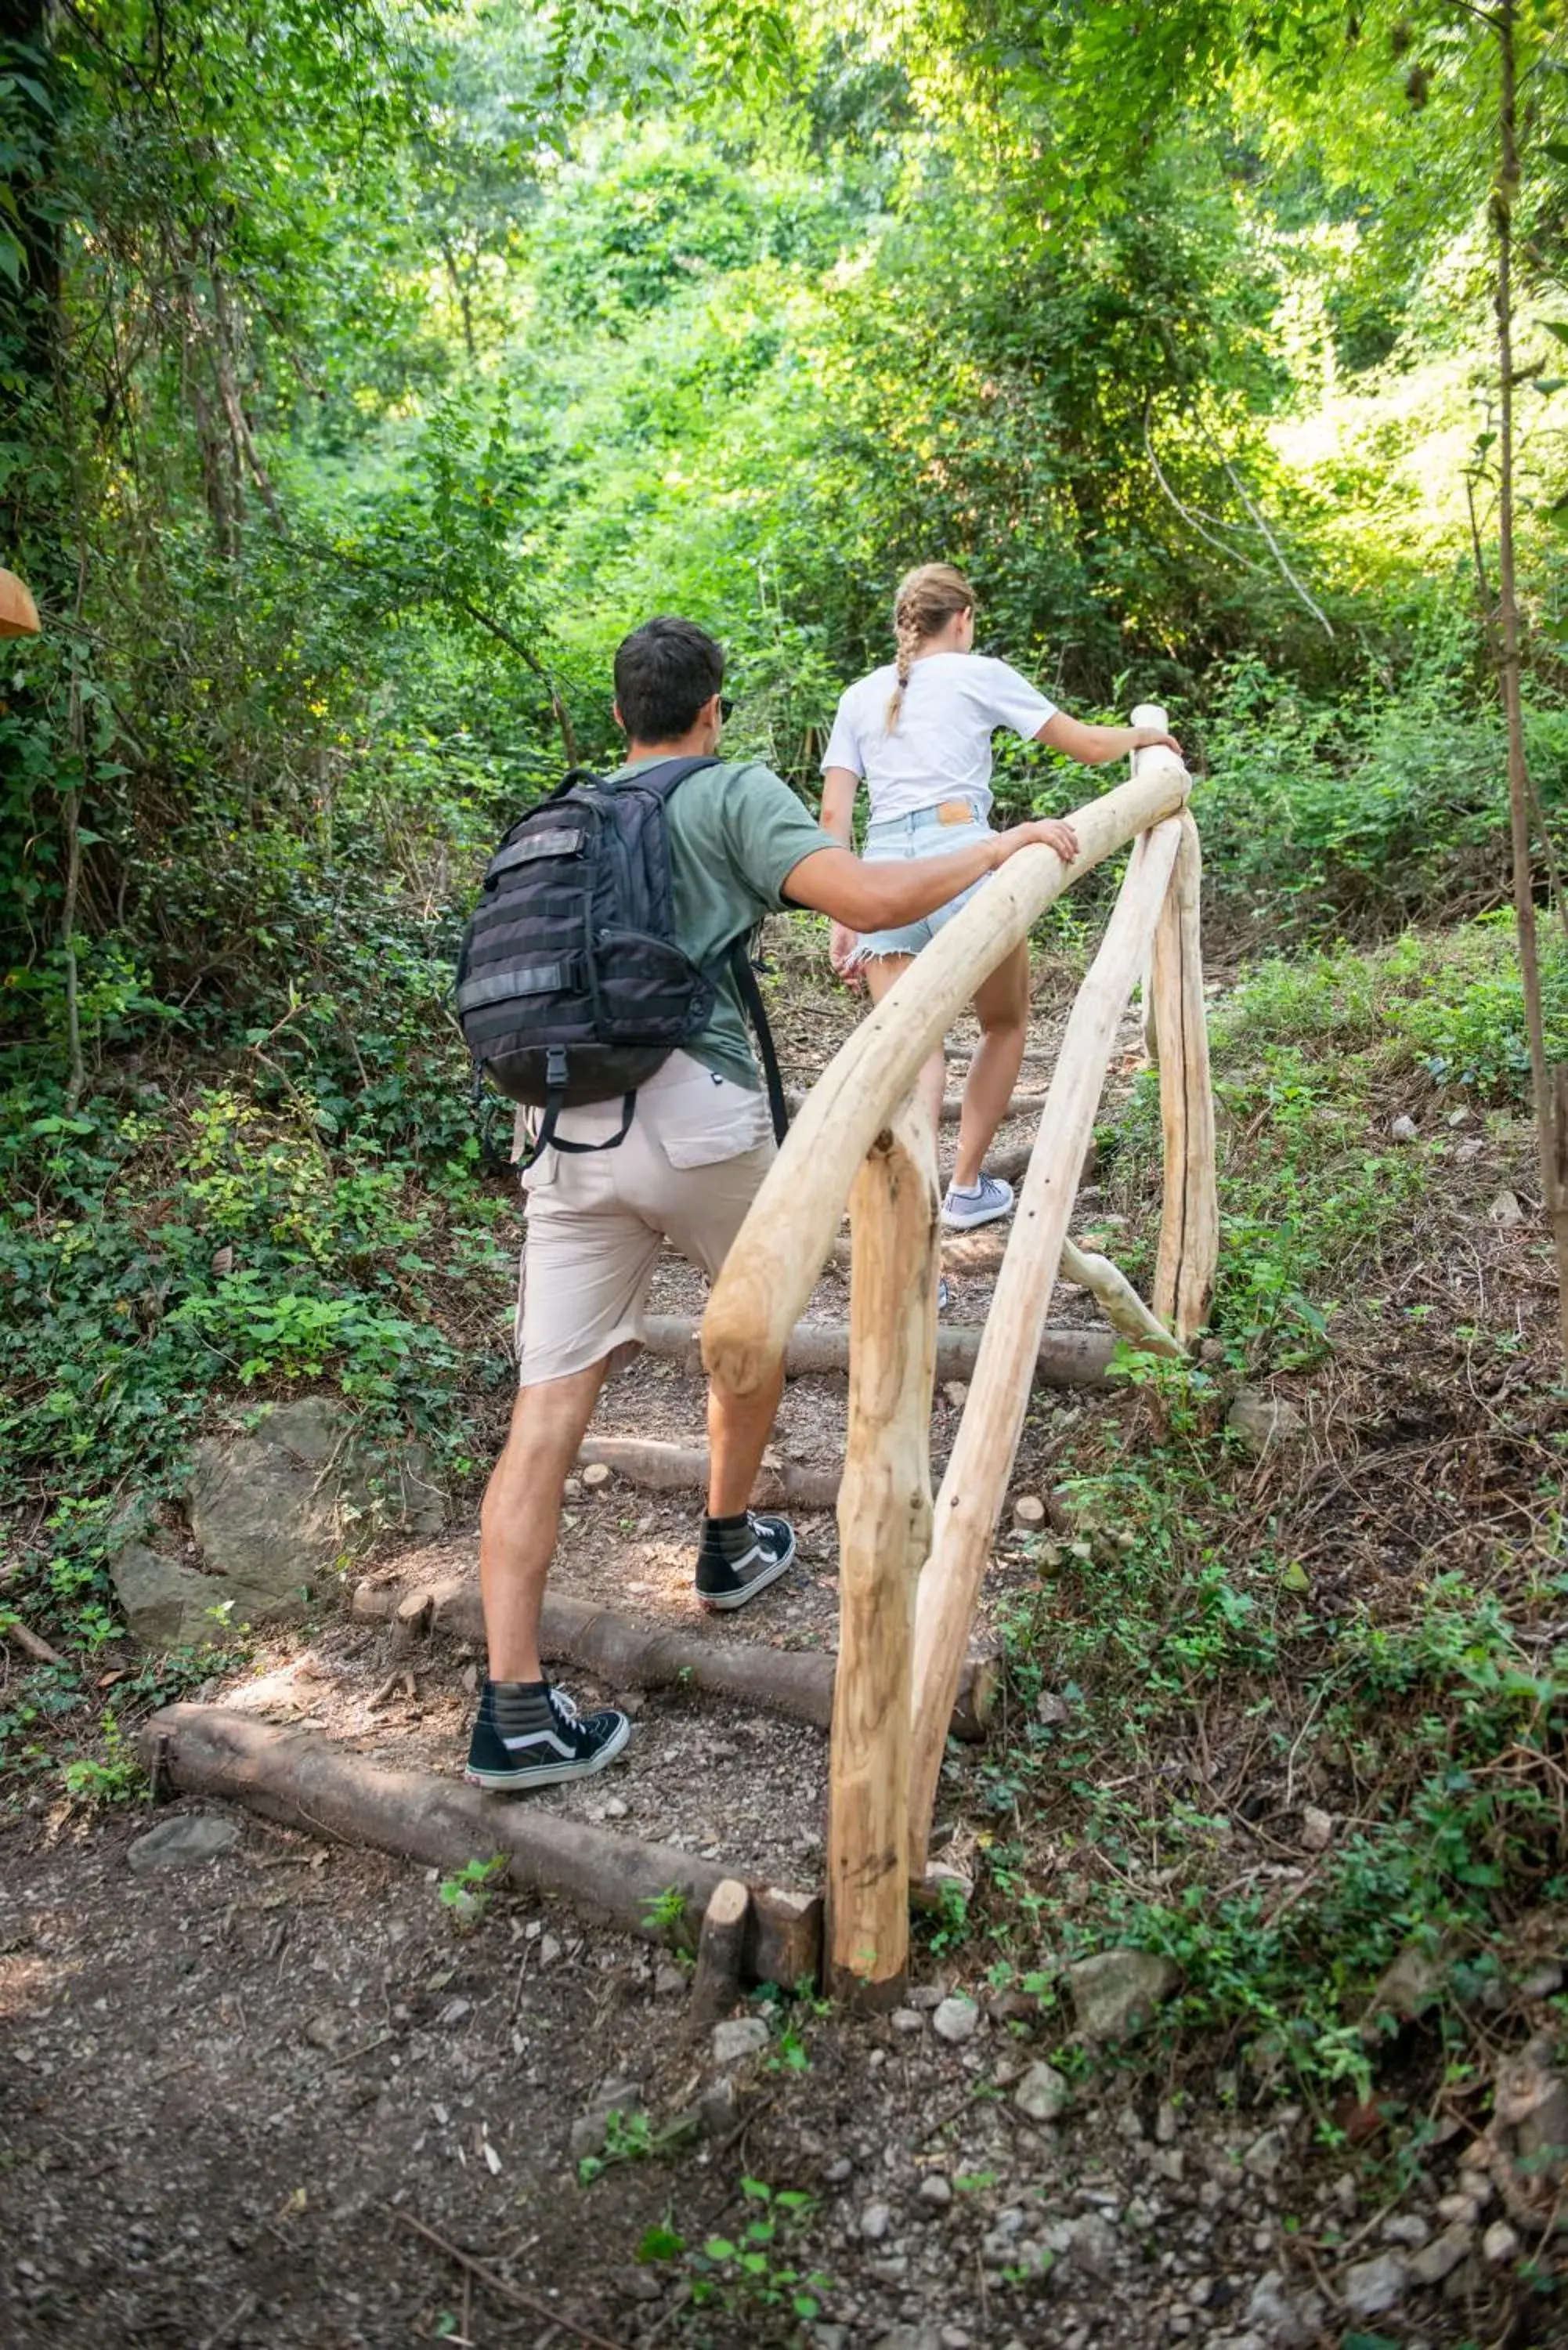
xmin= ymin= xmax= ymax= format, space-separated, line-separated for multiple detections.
xmin=436 ymin=1853 xmax=508 ymax=1930
xmin=577 ymin=2107 xmax=656 ymax=2186
xmin=638 ymin=2180 xmax=830 ymax=2337
xmin=60 ymin=1711 xmax=146 ymax=1807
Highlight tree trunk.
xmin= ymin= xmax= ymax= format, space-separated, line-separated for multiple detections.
xmin=1494 ymin=0 xmax=1568 ymax=1361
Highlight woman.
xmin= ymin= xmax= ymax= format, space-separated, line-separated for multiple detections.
xmin=820 ymin=562 xmax=1182 ymax=1231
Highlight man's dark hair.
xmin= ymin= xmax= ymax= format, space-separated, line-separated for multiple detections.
xmin=614 ymin=616 xmax=724 ymax=743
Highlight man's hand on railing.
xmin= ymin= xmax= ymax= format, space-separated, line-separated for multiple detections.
xmin=829 ymin=920 xmax=865 ymax=990
xmin=992 ymin=815 xmax=1080 ymax=869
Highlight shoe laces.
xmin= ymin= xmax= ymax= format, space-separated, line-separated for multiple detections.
xmin=549 ymin=1685 xmax=582 ymax=1728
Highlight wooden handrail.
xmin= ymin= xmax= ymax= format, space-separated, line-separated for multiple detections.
xmin=701 ymin=754 xmax=1191 ymax=1400
xmin=905 ymin=812 xmax=1187 ymax=1874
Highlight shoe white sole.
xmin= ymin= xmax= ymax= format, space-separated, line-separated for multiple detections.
xmin=941 ymin=1189 xmax=1015 ymax=1231
xmin=464 ymin=1712 xmax=633 ymax=1791
xmin=697 ymin=1542 xmax=795 ymax=1613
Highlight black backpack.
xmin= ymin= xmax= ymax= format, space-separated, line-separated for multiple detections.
xmin=456 ymin=754 xmax=789 ymax=1164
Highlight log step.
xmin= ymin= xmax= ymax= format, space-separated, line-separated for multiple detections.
xmin=643 ymin=1314 xmax=1115 ymax=1387
xmin=139 ymin=1705 xmax=822 ymax=1986
xmin=422 ymin=1585 xmax=999 ymax=1743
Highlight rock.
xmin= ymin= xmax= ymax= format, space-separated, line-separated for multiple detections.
xmin=1013 ymin=1495 xmax=1046 ymax=1531
xmin=110 ymin=1397 xmax=444 ymax=1645
xmin=1489 ymin=1190 xmax=1526 ymax=1227
xmin=698 ymin=2077 xmax=737 ymax=2137
xmin=1454 ymin=1137 xmax=1484 ymax=1162
xmin=931 ymin=1997 xmax=980 ymax=2045
xmin=126 ymin=1813 xmax=240 ymax=1872
xmin=652 ymin=1964 xmax=686 ymax=1998
xmin=1436 ymin=2192 xmax=1481 ymax=2226
xmin=1363 ymin=1942 xmax=1446 ymax=2037
xmin=1243 ymin=2123 xmax=1292 ymax=2180
xmin=891 ymin=2008 xmax=925 ymax=2035
xmin=1342 ymin=2252 xmax=1407 ymax=2319
xmin=537 ymin=1932 xmax=562 ymax=1968
xmin=1155 ymin=2099 xmax=1180 ymax=2143
xmin=710 ymin=2016 xmax=769 ymax=2066
xmin=1408 ymin=2225 xmax=1472 ymax=2286
xmin=942 ymin=1383 xmax=969 ymax=1409
xmin=1036 ymin=1690 xmax=1071 ymax=1726
xmin=918 ymin=2174 xmax=953 ymax=2210
xmin=1495 ymin=2038 xmax=1568 ymax=2177
xmin=859 ymin=2200 xmax=893 ymax=2241
xmin=1243 ymin=2271 xmax=1321 ymax=2348
xmin=1226 ymin=1390 xmax=1304 ymax=1457
xmin=350 ymin=1578 xmax=393 ymax=1620
xmin=1066 ymin=1950 xmax=1180 ymax=2040
xmin=1013 ymin=2062 xmax=1069 ymax=2124
xmin=570 ymin=2096 xmax=645 ymax=2163
xmin=870 ymin=2330 xmax=941 ymax=2350
xmin=1382 ymin=2212 xmax=1429 ymax=2247
xmin=1300 ymin=1806 xmax=1333 ymax=1852
xmin=580 ymin=1462 xmax=612 ymax=1489
xmin=1482 ymin=2220 xmax=1519 ymax=2265
xmin=602 ymin=1796 xmax=628 ymax=1820
xmin=1518 ymin=1963 xmax=1563 ymax=2001
xmin=811 ymin=2330 xmax=849 ymax=2350
xmin=1067 ymin=2212 xmax=1118 ymax=2276
xmin=1391 ymin=1115 xmax=1419 ymax=1143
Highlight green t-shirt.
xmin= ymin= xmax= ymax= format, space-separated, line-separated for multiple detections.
xmin=612 ymin=754 xmax=836 ymax=1090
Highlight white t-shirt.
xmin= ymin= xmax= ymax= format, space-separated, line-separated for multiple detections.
xmin=820 ymin=653 xmax=1057 ymax=823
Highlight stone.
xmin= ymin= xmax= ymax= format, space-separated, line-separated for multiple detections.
xmin=918 ymin=2174 xmax=953 ymax=2210
xmin=570 ymin=2097 xmax=645 ymax=2162
xmin=1226 ymin=1390 xmax=1304 ymax=1457
xmin=942 ymin=1383 xmax=969 ymax=1409
xmin=1391 ymin=1115 xmax=1419 ymax=1143
xmin=1518 ymin=1963 xmax=1564 ymax=2001
xmin=1489 ymin=1190 xmax=1526 ymax=1228
xmin=1155 ymin=2099 xmax=1180 ymax=2143
xmin=1436 ymin=2193 xmax=1480 ymax=2226
xmin=350 ymin=1578 xmax=393 ymax=1620
xmin=1242 ymin=2272 xmax=1320 ymax=2348
xmin=127 ymin=1813 xmax=240 ymax=1872
xmin=1342 ymin=2253 xmax=1407 ymax=2319
xmin=860 ymin=2200 xmax=893 ymax=2241
xmin=652 ymin=1964 xmax=686 ymax=1998
xmin=1243 ymin=2123 xmax=1292 ymax=2180
xmin=1495 ymin=2038 xmax=1568 ymax=2175
xmin=891 ymin=2008 xmax=925 ymax=2035
xmin=1482 ymin=2220 xmax=1519 ymax=2265
xmin=1013 ymin=2061 xmax=1070 ymax=2124
xmin=1454 ymin=1137 xmax=1484 ymax=1162
xmin=1067 ymin=2212 xmax=1118 ymax=2277
xmin=699 ymin=2077 xmax=738 ymax=2137
xmin=1035 ymin=1690 xmax=1071 ymax=1726
xmin=1300 ymin=1806 xmax=1333 ymax=1852
xmin=870 ymin=2330 xmax=941 ymax=2350
xmin=1382 ymin=2212 xmax=1430 ymax=2247
xmin=711 ymin=2016 xmax=769 ymax=2066
xmin=1066 ymin=1949 xmax=1180 ymax=2040
xmin=1363 ymin=1942 xmax=1446 ymax=2036
xmin=931 ymin=1997 xmax=980 ymax=2045
xmin=110 ymin=1397 xmax=444 ymax=1645
xmin=1407 ymin=2226 xmax=1472 ymax=2286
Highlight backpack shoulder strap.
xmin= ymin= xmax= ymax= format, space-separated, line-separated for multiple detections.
xmin=728 ymin=938 xmax=790 ymax=1146
xmin=609 ymin=754 xmax=722 ymax=800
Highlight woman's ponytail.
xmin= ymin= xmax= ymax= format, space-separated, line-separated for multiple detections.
xmin=883 ymin=562 xmax=976 ymax=732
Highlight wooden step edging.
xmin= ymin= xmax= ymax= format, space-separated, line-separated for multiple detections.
xmin=641 ymin=1312 xmax=1117 ymax=1388
xmin=417 ymin=1584 xmax=999 ymax=1742
xmin=139 ymin=1705 xmax=822 ymax=1986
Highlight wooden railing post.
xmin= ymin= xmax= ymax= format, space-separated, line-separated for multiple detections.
xmin=826 ymin=1094 xmax=938 ymax=2009
xmin=905 ymin=815 xmax=1185 ymax=1880
xmin=1151 ymin=808 xmax=1219 ymax=1344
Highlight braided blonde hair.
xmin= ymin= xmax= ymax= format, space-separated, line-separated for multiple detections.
xmin=884 ymin=562 xmax=976 ymax=732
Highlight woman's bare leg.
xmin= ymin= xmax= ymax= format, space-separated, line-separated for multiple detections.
xmin=862 ymin=953 xmax=944 ymax=1133
xmin=952 ymin=939 xmax=1031 ymax=1188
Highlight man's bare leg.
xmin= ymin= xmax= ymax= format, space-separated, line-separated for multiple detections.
xmin=706 ymin=1358 xmax=786 ymax=1517
xmin=479 ymin=1361 xmax=607 ymax=1683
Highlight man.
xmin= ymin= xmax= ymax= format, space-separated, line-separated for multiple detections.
xmin=464 ymin=616 xmax=1078 ymax=1793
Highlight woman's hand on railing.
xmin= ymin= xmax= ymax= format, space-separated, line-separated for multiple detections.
xmin=829 ymin=920 xmax=865 ymax=989
xmin=992 ymin=815 xmax=1080 ymax=869
xmin=1131 ymin=725 xmax=1183 ymax=759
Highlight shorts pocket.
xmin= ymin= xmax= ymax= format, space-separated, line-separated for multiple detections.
xmin=651 ymin=1068 xmax=771 ymax=1170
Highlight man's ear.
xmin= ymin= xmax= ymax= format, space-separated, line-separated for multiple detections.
xmin=612 ymin=699 xmax=627 ymax=734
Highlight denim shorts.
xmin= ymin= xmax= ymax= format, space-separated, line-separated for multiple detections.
xmin=851 ymin=800 xmax=994 ymax=964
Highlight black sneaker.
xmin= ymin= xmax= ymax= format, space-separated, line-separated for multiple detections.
xmin=464 ymin=1679 xmax=631 ymax=1793
xmin=695 ymin=1511 xmax=797 ymax=1612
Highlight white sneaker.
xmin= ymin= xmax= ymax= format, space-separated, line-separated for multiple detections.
xmin=941 ymin=1173 xmax=1016 ymax=1231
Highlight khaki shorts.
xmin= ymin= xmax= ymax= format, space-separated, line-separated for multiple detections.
xmin=513 ymin=1052 xmax=775 ymax=1386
